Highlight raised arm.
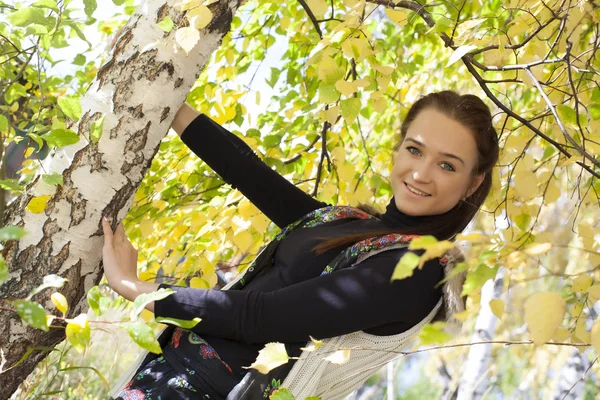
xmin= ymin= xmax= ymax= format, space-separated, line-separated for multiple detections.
xmin=153 ymin=250 xmax=444 ymax=343
xmin=171 ymin=104 xmax=327 ymax=228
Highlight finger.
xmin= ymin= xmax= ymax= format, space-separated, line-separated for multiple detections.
xmin=101 ymin=217 xmax=113 ymax=244
xmin=115 ymin=222 xmax=125 ymax=243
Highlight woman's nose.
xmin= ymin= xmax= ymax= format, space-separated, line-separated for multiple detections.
xmin=412 ymin=165 xmax=432 ymax=183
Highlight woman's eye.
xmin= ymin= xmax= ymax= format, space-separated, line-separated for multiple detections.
xmin=406 ymin=146 xmax=420 ymax=155
xmin=441 ymin=163 xmax=455 ymax=172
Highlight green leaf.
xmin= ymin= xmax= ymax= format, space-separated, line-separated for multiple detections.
xmin=263 ymin=134 xmax=281 ymax=148
xmin=318 ymin=56 xmax=345 ymax=85
xmin=391 ymin=252 xmax=419 ymax=281
xmin=515 ymin=213 xmax=531 ymax=231
xmin=13 ymin=300 xmax=49 ymax=331
xmin=42 ymin=173 xmax=64 ymax=186
xmin=0 ymin=226 xmax=27 ymax=241
xmin=44 ymin=129 xmax=80 ymax=148
xmin=131 ymin=288 xmax=174 ymax=320
xmin=589 ymin=103 xmax=600 ymax=121
xmin=0 ymin=256 xmax=7 ymax=286
xmin=155 ymin=316 xmax=201 ymax=329
xmin=157 ymin=16 xmax=174 ymax=32
xmin=112 ymin=0 xmax=125 ymax=4
xmin=7 ymin=8 xmax=46 ymax=27
xmin=5 ymin=83 xmax=28 ymax=104
xmin=269 ymin=388 xmax=295 ymax=400
xmin=31 ymin=0 xmax=59 ymax=13
xmin=340 ymin=98 xmax=361 ymax=122
xmin=57 ymin=96 xmax=82 ymax=121
xmin=83 ymin=0 xmax=97 ymax=18
xmin=0 ymin=179 xmax=24 ymax=191
xmin=124 ymin=321 xmax=162 ymax=354
xmin=418 ymin=322 xmax=452 ymax=345
xmin=266 ymin=67 xmax=281 ymax=88
xmin=462 ymin=264 xmax=498 ymax=296
xmin=29 ymin=274 xmax=68 ymax=298
xmin=556 ymin=104 xmax=578 ymax=129
xmin=87 ymin=286 xmax=103 ymax=315
xmin=27 ymin=133 xmax=44 ymax=149
xmin=25 ymin=24 xmax=49 ymax=36
xmin=318 ymin=84 xmax=339 ymax=104
xmin=65 ymin=314 xmax=90 ymax=353
xmin=0 ymin=115 xmax=7 ymax=133
xmin=90 ymin=115 xmax=105 ymax=143
xmin=73 ymin=54 xmax=86 ymax=66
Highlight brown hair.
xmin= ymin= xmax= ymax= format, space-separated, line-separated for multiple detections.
xmin=314 ymin=90 xmax=499 ymax=254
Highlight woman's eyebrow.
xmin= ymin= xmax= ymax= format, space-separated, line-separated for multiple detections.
xmin=404 ymin=138 xmax=465 ymax=166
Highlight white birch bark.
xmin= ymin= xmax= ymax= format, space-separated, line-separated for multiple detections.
xmin=0 ymin=1 xmax=243 ymax=397
xmin=455 ymin=268 xmax=506 ymax=400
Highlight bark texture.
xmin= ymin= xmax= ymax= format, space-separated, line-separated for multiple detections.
xmin=0 ymin=1 xmax=242 ymax=398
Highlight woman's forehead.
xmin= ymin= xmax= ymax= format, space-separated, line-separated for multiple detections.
xmin=404 ymin=109 xmax=478 ymax=161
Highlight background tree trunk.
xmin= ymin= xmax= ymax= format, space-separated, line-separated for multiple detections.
xmin=455 ymin=268 xmax=506 ymax=399
xmin=0 ymin=1 xmax=243 ymax=397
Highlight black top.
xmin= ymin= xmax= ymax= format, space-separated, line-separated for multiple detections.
xmin=154 ymin=114 xmax=444 ymax=378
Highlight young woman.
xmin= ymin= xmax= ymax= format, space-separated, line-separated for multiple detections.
xmin=103 ymin=90 xmax=499 ymax=399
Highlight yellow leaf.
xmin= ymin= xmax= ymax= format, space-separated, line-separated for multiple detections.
xmin=26 ymin=195 xmax=51 ymax=214
xmin=50 ymin=292 xmax=68 ymax=315
xmin=325 ymin=105 xmax=340 ymax=125
xmin=318 ymin=56 xmax=344 ymax=85
xmin=306 ymin=0 xmax=327 ymax=18
xmin=552 ymin=327 xmax=570 ymax=343
xmin=587 ymin=285 xmax=600 ymax=299
xmin=372 ymin=97 xmax=386 ymax=113
xmin=514 ymin=170 xmax=538 ymax=200
xmin=453 ymin=310 xmax=470 ymax=321
xmin=489 ymin=299 xmax=504 ymax=319
xmin=232 ymin=230 xmax=253 ymax=252
xmin=572 ymin=275 xmax=593 ymax=293
xmin=187 ymin=5 xmax=212 ymax=30
xmin=324 ymin=349 xmax=350 ymax=364
xmin=24 ymin=147 xmax=34 ymax=158
xmin=575 ymin=315 xmax=590 ymax=343
xmin=301 ymin=336 xmax=324 ymax=352
xmin=524 ymin=242 xmax=552 ymax=256
xmin=175 ymin=27 xmax=200 ymax=54
xmin=578 ymin=222 xmax=596 ymax=250
xmin=140 ymin=218 xmax=153 ymax=239
xmin=591 ymin=319 xmax=600 ymax=356
xmin=446 ymin=45 xmax=477 ymax=67
xmin=335 ymin=80 xmax=357 ymax=96
xmin=392 ymin=252 xmax=418 ymax=281
xmin=190 ymin=277 xmax=210 ymax=289
xmin=524 ymin=292 xmax=565 ymax=347
xmin=456 ymin=233 xmax=489 ymax=244
xmin=246 ymin=342 xmax=289 ymax=374
xmin=337 ymin=163 xmax=355 ymax=182
xmin=385 ymin=9 xmax=407 ymax=26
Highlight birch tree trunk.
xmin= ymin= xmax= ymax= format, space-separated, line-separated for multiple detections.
xmin=0 ymin=1 xmax=242 ymax=397
xmin=455 ymin=268 xmax=506 ymax=400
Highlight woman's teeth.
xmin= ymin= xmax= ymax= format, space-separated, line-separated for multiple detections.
xmin=405 ymin=183 xmax=430 ymax=196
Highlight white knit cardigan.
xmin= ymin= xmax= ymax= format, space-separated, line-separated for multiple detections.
xmin=109 ymin=245 xmax=466 ymax=399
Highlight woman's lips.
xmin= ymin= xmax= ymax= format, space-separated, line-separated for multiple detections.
xmin=404 ymin=182 xmax=431 ymax=197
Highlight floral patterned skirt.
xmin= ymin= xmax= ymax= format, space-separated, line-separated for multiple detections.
xmin=114 ymin=356 xmax=206 ymax=400
xmin=114 ymin=328 xmax=239 ymax=400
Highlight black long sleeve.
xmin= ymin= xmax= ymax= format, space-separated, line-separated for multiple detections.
xmin=180 ymin=114 xmax=326 ymax=228
xmin=154 ymin=248 xmax=443 ymax=344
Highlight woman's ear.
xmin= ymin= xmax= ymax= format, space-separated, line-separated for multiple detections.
xmin=466 ymin=173 xmax=485 ymax=198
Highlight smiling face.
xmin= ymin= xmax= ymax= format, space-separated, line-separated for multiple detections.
xmin=390 ymin=108 xmax=485 ymax=216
